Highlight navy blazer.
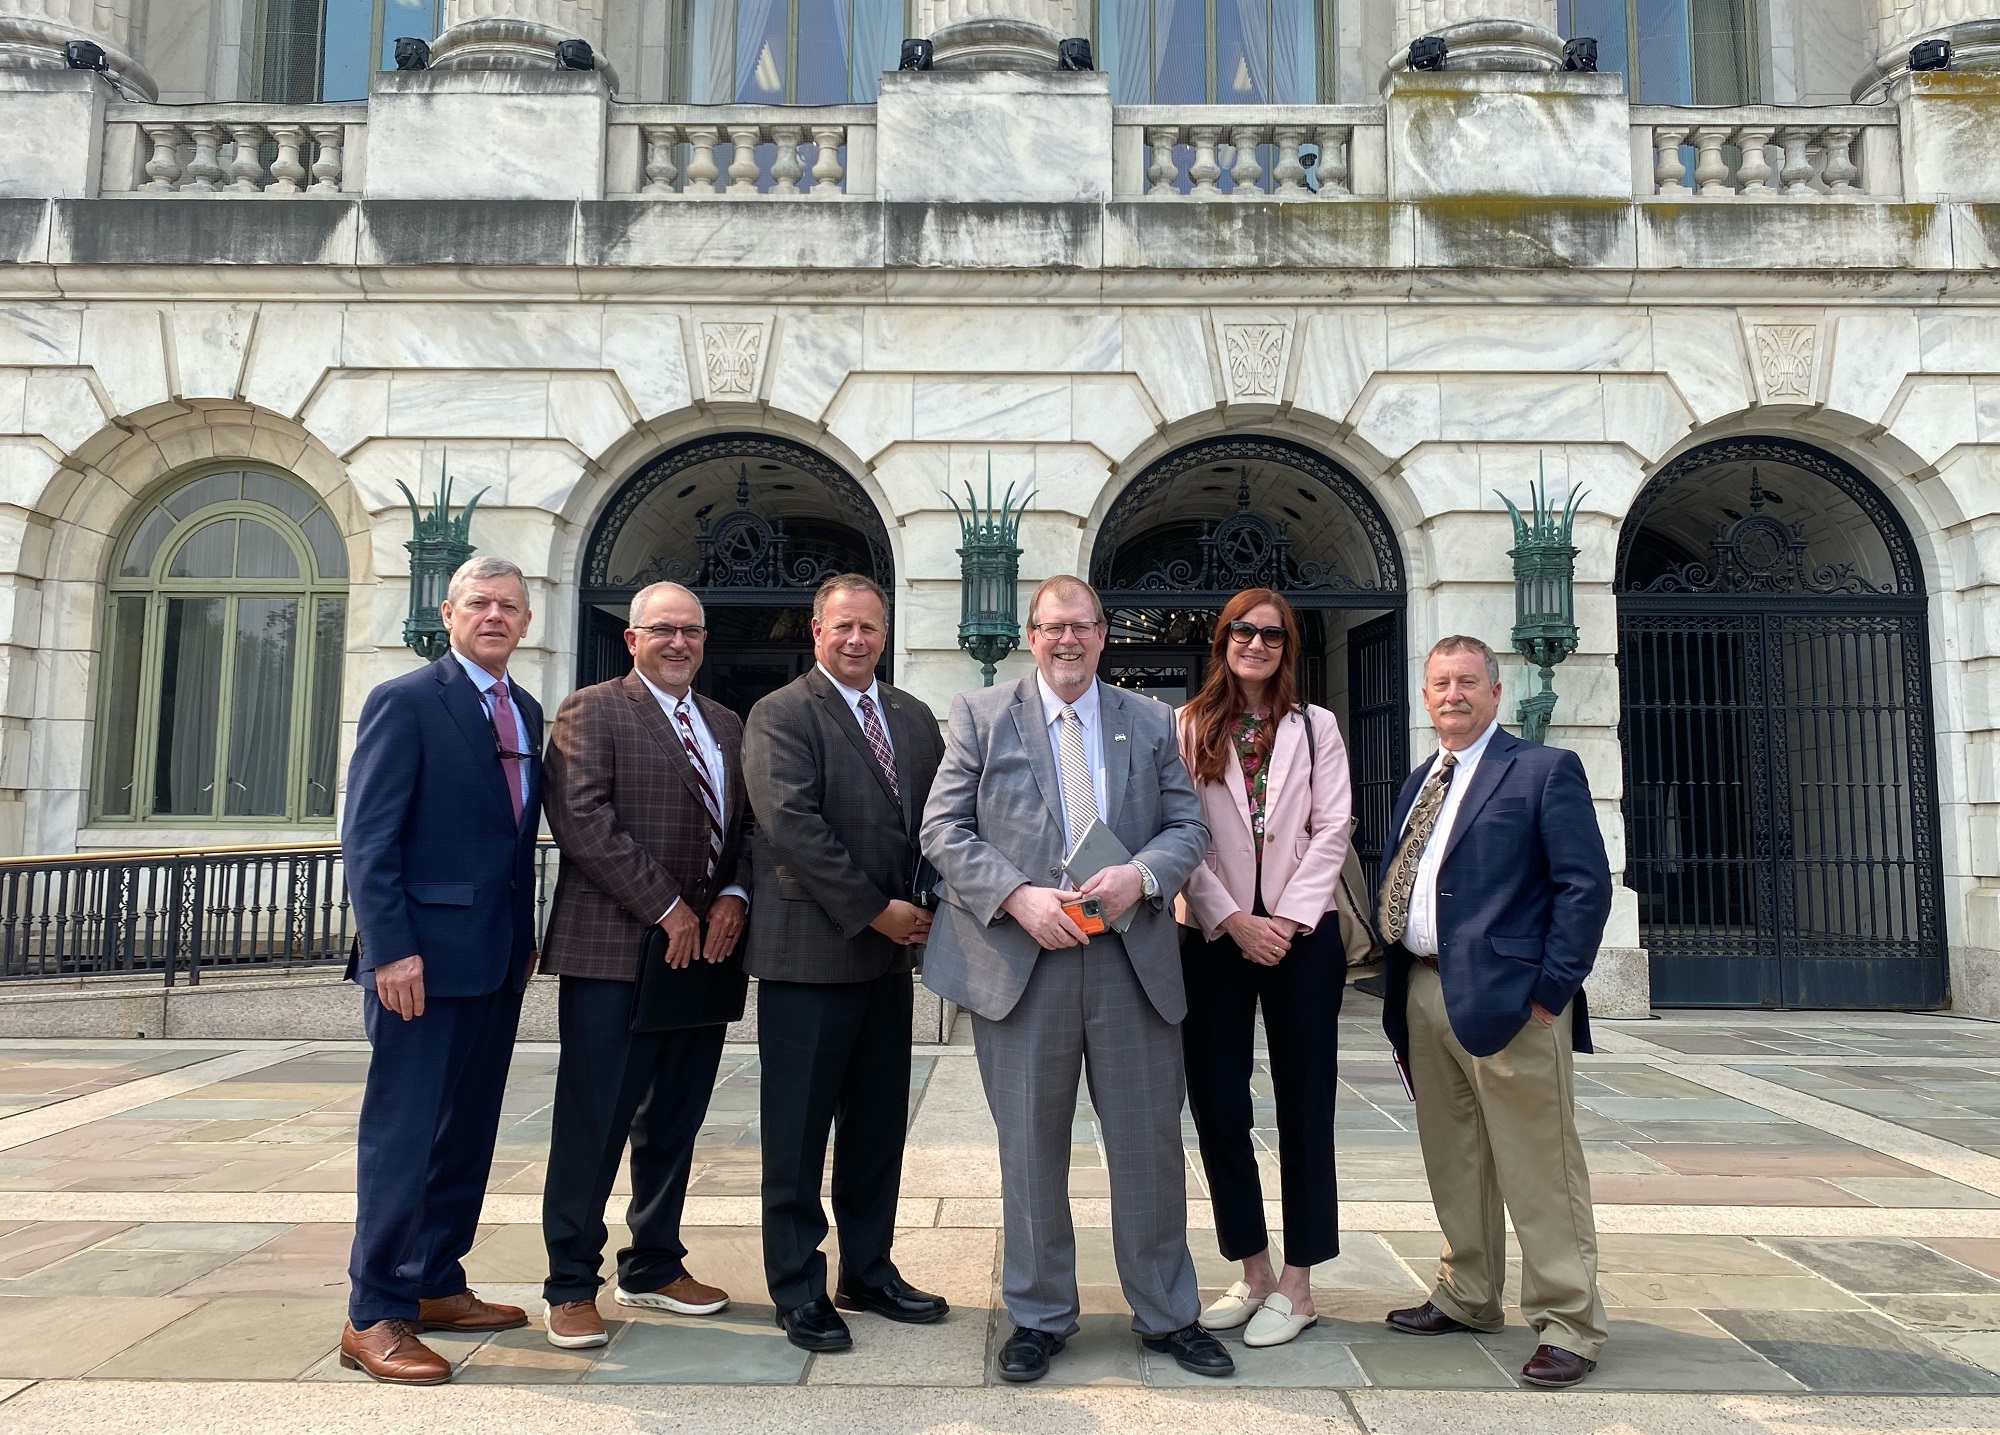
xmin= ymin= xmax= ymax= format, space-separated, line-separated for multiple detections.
xmin=1380 ymin=725 xmax=1611 ymax=1060
xmin=342 ymin=653 xmax=544 ymax=998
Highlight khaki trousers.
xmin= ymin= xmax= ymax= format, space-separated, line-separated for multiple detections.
xmin=1406 ymin=961 xmax=1607 ymax=1359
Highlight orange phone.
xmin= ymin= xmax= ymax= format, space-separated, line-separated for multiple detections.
xmin=1062 ymin=895 xmax=1107 ymax=935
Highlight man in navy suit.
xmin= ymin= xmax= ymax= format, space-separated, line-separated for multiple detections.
xmin=1376 ymin=635 xmax=1612 ymax=1390
xmin=338 ymin=556 xmax=545 ymax=1384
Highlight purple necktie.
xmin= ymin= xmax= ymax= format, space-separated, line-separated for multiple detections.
xmin=858 ymin=694 xmax=899 ymax=801
xmin=488 ymin=680 xmax=525 ymax=827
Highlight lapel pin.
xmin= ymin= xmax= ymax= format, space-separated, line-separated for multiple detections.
xmin=1113 ymin=734 xmax=1127 ymax=741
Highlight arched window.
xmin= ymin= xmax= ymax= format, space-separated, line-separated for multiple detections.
xmin=678 ymin=0 xmax=903 ymax=102
xmin=1096 ymin=0 xmax=1328 ymax=103
xmin=1558 ymin=0 xmax=1756 ymax=104
xmin=96 ymin=469 xmax=350 ymax=826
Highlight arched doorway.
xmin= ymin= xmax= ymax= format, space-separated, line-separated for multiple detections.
xmin=577 ymin=433 xmax=893 ymax=717
xmin=1616 ymin=436 xmax=1945 ymax=1009
xmin=1090 ymin=436 xmax=1408 ymax=887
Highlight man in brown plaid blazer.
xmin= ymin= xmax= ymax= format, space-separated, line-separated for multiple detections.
xmin=537 ymin=581 xmax=750 ymax=1350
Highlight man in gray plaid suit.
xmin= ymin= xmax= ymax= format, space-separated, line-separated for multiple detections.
xmin=537 ymin=581 xmax=750 ymax=1349
xmin=920 ymin=574 xmax=1226 ymax=1382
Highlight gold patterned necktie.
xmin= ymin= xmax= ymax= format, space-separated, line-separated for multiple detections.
xmin=1376 ymin=751 xmax=1459 ymax=945
xmin=1057 ymin=705 xmax=1098 ymax=853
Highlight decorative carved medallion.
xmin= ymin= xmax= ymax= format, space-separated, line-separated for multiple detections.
xmin=1223 ymin=324 xmax=1286 ymax=399
xmin=701 ymin=322 xmax=762 ymax=398
xmin=1754 ymin=325 xmax=1816 ymax=400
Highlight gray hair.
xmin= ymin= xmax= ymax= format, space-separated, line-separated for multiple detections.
xmin=1427 ymin=634 xmax=1502 ymax=685
xmin=446 ymin=556 xmax=528 ymax=605
xmin=628 ymin=581 xmax=705 ymax=629
xmin=813 ymin=572 xmax=887 ymax=621
xmin=1027 ymin=574 xmax=1106 ymax=628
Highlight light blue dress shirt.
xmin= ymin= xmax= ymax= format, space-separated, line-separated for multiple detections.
xmin=817 ymin=662 xmax=894 ymax=760
xmin=1036 ymin=674 xmax=1108 ymax=852
xmin=451 ymin=647 xmax=530 ymax=814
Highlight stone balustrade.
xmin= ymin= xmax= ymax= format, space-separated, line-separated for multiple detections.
xmin=1113 ymin=107 xmax=1385 ymax=198
xmin=1634 ymin=106 xmax=1903 ymax=200
xmin=98 ymin=104 xmax=367 ymax=196
xmin=604 ymin=107 xmax=874 ymax=197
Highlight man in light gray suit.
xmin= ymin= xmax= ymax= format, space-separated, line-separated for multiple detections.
xmin=920 ymin=574 xmax=1227 ymax=1382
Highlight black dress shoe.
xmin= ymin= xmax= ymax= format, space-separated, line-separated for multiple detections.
xmin=835 ymin=1275 xmax=950 ymax=1324
xmin=1385 ymin=1301 xmax=1473 ymax=1337
xmin=996 ymin=1327 xmax=1065 ymax=1383
xmin=1521 ymin=1343 xmax=1596 ymax=1388
xmin=1141 ymin=1323 xmax=1236 ymax=1377
xmin=776 ymin=1296 xmax=853 ymax=1352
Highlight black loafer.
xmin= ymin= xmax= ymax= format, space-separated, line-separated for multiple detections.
xmin=1142 ymin=1323 xmax=1235 ymax=1377
xmin=835 ymin=1275 xmax=949 ymax=1324
xmin=996 ymin=1326 xmax=1065 ymax=1383
xmin=776 ymin=1295 xmax=853 ymax=1352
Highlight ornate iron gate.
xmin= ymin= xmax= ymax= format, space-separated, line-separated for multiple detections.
xmin=1617 ymin=440 xmax=1944 ymax=1009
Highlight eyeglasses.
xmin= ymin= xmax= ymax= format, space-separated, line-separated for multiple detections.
xmin=1226 ymin=622 xmax=1287 ymax=648
xmin=632 ymin=623 xmax=707 ymax=642
xmin=1031 ymin=621 xmax=1101 ymax=640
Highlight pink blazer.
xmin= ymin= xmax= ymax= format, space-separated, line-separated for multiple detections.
xmin=1175 ymin=704 xmax=1353 ymax=940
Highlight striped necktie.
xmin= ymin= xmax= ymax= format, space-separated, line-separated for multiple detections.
xmin=674 ymin=700 xmax=724 ymax=879
xmin=858 ymin=693 xmax=899 ymax=801
xmin=1057 ymin=705 xmax=1098 ymax=850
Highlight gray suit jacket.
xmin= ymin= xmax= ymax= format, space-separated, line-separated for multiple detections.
xmin=919 ymin=676 xmax=1208 ymax=1023
xmin=742 ymin=667 xmax=944 ymax=985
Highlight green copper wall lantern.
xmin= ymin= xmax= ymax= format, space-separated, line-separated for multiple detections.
xmin=399 ymin=457 xmax=486 ymax=661
xmin=945 ymin=459 xmax=1033 ymax=686
xmin=1498 ymin=459 xmax=1585 ymax=744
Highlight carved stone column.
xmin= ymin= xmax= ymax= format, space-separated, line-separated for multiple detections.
xmin=1388 ymin=0 xmax=1563 ymax=73
xmin=0 ymin=0 xmax=157 ymax=98
xmin=429 ymin=0 xmax=617 ymax=84
xmin=1856 ymin=0 xmax=2000 ymax=99
xmin=917 ymin=0 xmax=1082 ymax=71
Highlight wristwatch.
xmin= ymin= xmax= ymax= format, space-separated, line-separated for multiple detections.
xmin=1133 ymin=860 xmax=1159 ymax=901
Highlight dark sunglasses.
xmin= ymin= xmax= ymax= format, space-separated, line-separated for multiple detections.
xmin=1226 ymin=621 xmax=1286 ymax=648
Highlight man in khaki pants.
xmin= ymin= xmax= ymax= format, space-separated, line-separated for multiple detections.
xmin=1375 ymin=636 xmax=1612 ymax=1389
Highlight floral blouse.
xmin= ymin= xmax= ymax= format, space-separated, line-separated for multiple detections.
xmin=1232 ymin=712 xmax=1271 ymax=843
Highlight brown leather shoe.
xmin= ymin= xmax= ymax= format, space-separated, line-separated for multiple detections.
xmin=615 ymin=1273 xmax=729 ymax=1315
xmin=1385 ymin=1301 xmax=1474 ymax=1337
xmin=544 ymin=1298 xmax=608 ymax=1349
xmin=1521 ymin=1344 xmax=1597 ymax=1388
xmin=339 ymin=1319 xmax=451 ymax=1385
xmin=415 ymin=1289 xmax=528 ymax=1333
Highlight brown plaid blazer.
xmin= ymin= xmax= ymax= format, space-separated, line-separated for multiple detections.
xmin=540 ymin=672 xmax=750 ymax=1016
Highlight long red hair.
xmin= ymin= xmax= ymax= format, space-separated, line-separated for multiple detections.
xmin=1181 ymin=589 xmax=1302 ymax=787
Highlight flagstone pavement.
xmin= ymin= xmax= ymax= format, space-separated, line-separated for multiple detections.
xmin=2 ymin=999 xmax=2000 ymax=1433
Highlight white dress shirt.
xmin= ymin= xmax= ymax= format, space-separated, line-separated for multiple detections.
xmin=451 ymin=648 xmax=531 ymax=814
xmin=636 ymin=672 xmax=748 ymax=917
xmin=1398 ymin=718 xmax=1501 ymax=957
xmin=1036 ymin=674 xmax=1109 ymax=851
xmin=817 ymin=661 xmax=894 ymax=762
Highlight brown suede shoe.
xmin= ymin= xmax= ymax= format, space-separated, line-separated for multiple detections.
xmin=415 ymin=1289 xmax=528 ymax=1333
xmin=1522 ymin=1344 xmax=1596 ymax=1388
xmin=615 ymin=1273 xmax=729 ymax=1316
xmin=339 ymin=1319 xmax=451 ymax=1385
xmin=544 ymin=1298 xmax=609 ymax=1349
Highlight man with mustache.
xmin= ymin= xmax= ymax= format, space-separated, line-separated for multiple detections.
xmin=1376 ymin=635 xmax=1612 ymax=1389
xmin=920 ymin=575 xmax=1223 ymax=1382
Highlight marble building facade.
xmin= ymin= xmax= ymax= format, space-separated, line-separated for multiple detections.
xmin=0 ymin=0 xmax=1996 ymax=1019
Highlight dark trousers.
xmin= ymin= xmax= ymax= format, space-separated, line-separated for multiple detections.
xmin=348 ymin=979 xmax=524 ymax=1326
xmin=542 ymin=975 xmax=729 ymax=1304
xmin=1181 ymin=919 xmax=1345 ymax=1269
xmin=757 ymin=970 xmax=912 ymax=1313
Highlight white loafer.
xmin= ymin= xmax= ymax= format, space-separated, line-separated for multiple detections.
xmin=1200 ymin=1280 xmax=1263 ymax=1331
xmin=1243 ymin=1291 xmax=1317 ymax=1348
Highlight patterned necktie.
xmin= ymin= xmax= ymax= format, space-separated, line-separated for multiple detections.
xmin=674 ymin=700 xmax=724 ymax=879
xmin=1057 ymin=705 xmax=1098 ymax=852
xmin=487 ymin=680 xmax=525 ymax=827
xmin=1376 ymin=751 xmax=1459 ymax=945
xmin=857 ymin=693 xmax=899 ymax=801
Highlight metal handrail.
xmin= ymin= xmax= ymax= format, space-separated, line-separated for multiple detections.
xmin=0 ymin=840 xmax=561 ymax=986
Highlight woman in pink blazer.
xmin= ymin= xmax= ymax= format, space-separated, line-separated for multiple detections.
xmin=1176 ymin=588 xmax=1352 ymax=1349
